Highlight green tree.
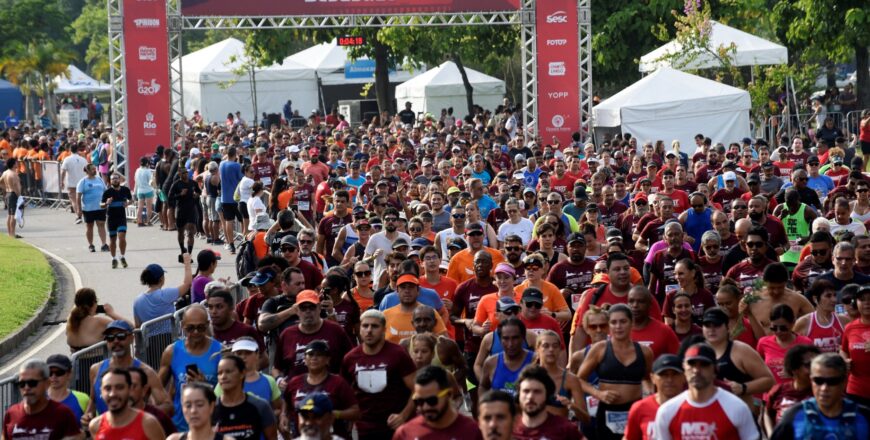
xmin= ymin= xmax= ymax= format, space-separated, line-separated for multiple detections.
xmin=0 ymin=0 xmax=69 ymax=58
xmin=0 ymin=41 xmax=77 ymax=122
xmin=70 ymin=0 xmax=109 ymax=81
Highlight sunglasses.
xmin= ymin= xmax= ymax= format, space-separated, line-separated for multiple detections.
xmin=412 ymin=388 xmax=450 ymax=407
xmin=298 ymin=239 xmax=313 ymax=244
xmin=811 ymin=376 xmax=845 ymax=386
xmin=16 ymin=379 xmax=42 ymax=389
xmin=502 ymin=309 xmax=520 ymax=316
xmin=811 ymin=249 xmax=829 ymax=256
xmin=49 ymin=369 xmax=68 ymax=377
xmin=104 ymin=332 xmax=129 ymax=342
xmin=858 ymin=189 xmax=869 ymax=193
xmin=745 ymin=241 xmax=765 ymax=249
xmin=692 ymin=204 xmax=705 ymax=209
xmin=524 ymin=264 xmax=542 ymax=271
xmin=183 ymin=324 xmax=209 ymax=333
xmin=467 ymin=231 xmax=484 ymax=237
xmin=769 ymin=324 xmax=790 ymax=332
xmin=452 ymin=213 xmax=466 ymax=219
xmin=281 ymin=246 xmax=298 ymax=252
xmin=505 ymin=246 xmax=522 ymax=252
xmin=587 ymin=323 xmax=607 ymax=331
xmin=355 ymin=270 xmax=372 ymax=277
xmin=383 ymin=217 xmax=398 ymax=222
xmin=410 ymin=227 xmax=422 ymax=233
xmin=733 ymin=205 xmax=747 ymax=210
xmin=524 ymin=302 xmax=542 ymax=309
xmin=547 ymin=200 xmax=561 ymax=205
xmin=702 ymin=321 xmax=725 ymax=328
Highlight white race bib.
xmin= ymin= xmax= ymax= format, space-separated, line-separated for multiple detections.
xmin=357 ymin=369 xmax=387 ymax=394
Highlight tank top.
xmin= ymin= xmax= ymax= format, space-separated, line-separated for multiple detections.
xmin=546 ymin=369 xmax=571 ymax=408
xmin=95 ymin=359 xmax=142 ymax=414
xmin=171 ymin=338 xmax=224 ymax=431
xmin=439 ymin=229 xmax=462 ymax=259
xmin=491 ymin=351 xmax=534 ymax=396
xmin=341 ymin=224 xmax=359 ymax=254
xmin=58 ymin=390 xmax=88 ymax=423
xmin=490 ymin=329 xmax=530 ymax=356
xmin=716 ymin=341 xmax=754 ymax=384
xmin=781 ymin=203 xmax=810 ymax=264
xmin=807 ymin=312 xmax=845 ymax=353
xmin=95 ymin=409 xmax=148 ymax=440
xmin=851 ymin=206 xmax=870 ymax=224
xmin=685 ymin=208 xmax=713 ymax=253
xmin=596 ymin=341 xmax=645 ymax=385
xmin=180 ymin=433 xmax=224 ymax=440
xmin=206 ymin=176 xmax=220 ymax=198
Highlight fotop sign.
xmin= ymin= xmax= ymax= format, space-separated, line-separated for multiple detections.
xmin=546 ymin=39 xmax=568 ymax=46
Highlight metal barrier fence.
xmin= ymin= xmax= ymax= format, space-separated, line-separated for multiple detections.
xmin=135 ymin=313 xmax=179 ymax=371
xmin=69 ymin=341 xmax=110 ymax=394
xmin=0 ymin=375 xmax=20 ymax=419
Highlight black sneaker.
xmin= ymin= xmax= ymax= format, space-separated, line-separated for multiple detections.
xmin=229 ymin=243 xmax=236 ymax=254
xmin=178 ymin=254 xmax=184 ymax=263
xmin=112 ymin=259 xmax=118 ymax=269
xmin=100 ymin=244 xmax=110 ymax=252
xmin=206 ymin=238 xmax=213 ymax=244
xmin=120 ymin=257 xmax=128 ymax=268
xmin=89 ymin=245 xmax=96 ymax=253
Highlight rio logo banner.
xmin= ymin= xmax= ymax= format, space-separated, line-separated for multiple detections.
xmin=124 ymin=0 xmax=171 ymax=189
xmin=180 ymin=0 xmax=520 ymax=16
xmin=535 ymin=0 xmax=579 ymax=146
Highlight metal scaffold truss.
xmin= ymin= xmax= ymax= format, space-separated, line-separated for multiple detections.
xmin=108 ymin=0 xmax=592 ymax=180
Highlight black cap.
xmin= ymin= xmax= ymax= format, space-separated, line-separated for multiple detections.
xmin=523 ymin=254 xmax=546 ymax=267
xmin=567 ymin=232 xmax=586 ymax=244
xmin=701 ymin=307 xmax=729 ymax=326
xmin=447 ymin=237 xmax=467 ymax=251
xmin=605 ymin=227 xmax=623 ymax=242
xmin=652 ymin=354 xmax=683 ymax=374
xmin=46 ymin=354 xmax=72 ymax=372
xmin=573 ymin=186 xmax=588 ymax=199
xmin=747 ymin=173 xmax=760 ymax=184
xmin=761 ymin=161 xmax=774 ymax=169
xmin=305 ymin=339 xmax=330 ymax=354
xmin=521 ymin=287 xmax=545 ymax=305
xmin=721 ymin=160 xmax=737 ymax=169
xmin=392 ymin=238 xmax=410 ymax=250
xmin=807 ymin=155 xmax=820 ymax=165
xmin=685 ymin=343 xmax=717 ymax=365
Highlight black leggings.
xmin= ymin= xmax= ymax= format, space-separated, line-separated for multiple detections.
xmin=595 ymin=400 xmax=633 ymax=440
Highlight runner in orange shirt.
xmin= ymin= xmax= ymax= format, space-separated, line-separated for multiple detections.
xmin=513 ymin=253 xmax=571 ymax=323
xmin=446 ymin=223 xmax=505 ymax=284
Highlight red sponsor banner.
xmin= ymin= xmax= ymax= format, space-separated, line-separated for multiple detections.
xmin=535 ymin=0 xmax=579 ymax=146
xmin=124 ymin=0 xmax=171 ymax=189
xmin=181 ymin=0 xmax=520 ymax=16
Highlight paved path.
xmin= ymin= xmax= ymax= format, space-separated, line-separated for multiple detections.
xmin=0 ymin=206 xmax=237 ymax=377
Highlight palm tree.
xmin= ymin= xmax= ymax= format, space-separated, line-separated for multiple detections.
xmin=0 ymin=41 xmax=76 ymax=125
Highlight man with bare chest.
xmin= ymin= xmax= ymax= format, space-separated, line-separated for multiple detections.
xmin=747 ymin=262 xmax=814 ymax=335
xmin=0 ymin=157 xmax=21 ymax=237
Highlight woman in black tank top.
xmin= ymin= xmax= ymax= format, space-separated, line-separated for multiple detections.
xmin=577 ymin=304 xmax=653 ymax=440
xmin=167 ymin=383 xmax=232 ymax=440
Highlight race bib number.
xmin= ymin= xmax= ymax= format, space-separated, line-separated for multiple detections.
xmin=789 ymin=239 xmax=802 ymax=253
xmin=666 ymin=284 xmax=679 ymax=296
xmin=297 ymin=201 xmax=310 ymax=211
xmin=586 ymin=395 xmax=599 ymax=418
xmin=571 ymin=293 xmax=583 ymax=311
xmin=605 ymin=410 xmax=629 ymax=434
xmin=357 ymin=369 xmax=387 ymax=393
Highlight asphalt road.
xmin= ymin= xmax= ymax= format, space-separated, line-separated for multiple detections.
xmin=0 ymin=205 xmax=238 ymax=377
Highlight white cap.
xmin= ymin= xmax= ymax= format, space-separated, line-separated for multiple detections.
xmin=190 ymin=148 xmax=201 ymax=156
xmin=231 ymin=339 xmax=259 ymax=353
xmin=289 ymin=145 xmax=301 ymax=154
xmin=723 ymin=171 xmax=736 ymax=181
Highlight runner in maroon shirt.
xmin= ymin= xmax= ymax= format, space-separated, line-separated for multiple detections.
xmin=393 ymin=366 xmax=483 ymax=440
xmin=3 ymin=360 xmax=82 ymax=440
xmin=512 ymin=365 xmax=582 ymax=440
xmin=726 ymin=225 xmax=775 ymax=294
xmin=548 ymin=233 xmax=596 ymax=312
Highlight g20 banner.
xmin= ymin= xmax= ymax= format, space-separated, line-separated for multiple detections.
xmin=180 ymin=0 xmax=521 ymax=16
xmin=535 ymin=0 xmax=580 ymax=146
xmin=124 ymin=0 xmax=171 ymax=189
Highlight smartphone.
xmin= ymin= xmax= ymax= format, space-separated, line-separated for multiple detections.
xmin=186 ymin=364 xmax=199 ymax=377
xmin=835 ymin=304 xmax=846 ymax=315
xmin=96 ymin=305 xmax=106 ymax=314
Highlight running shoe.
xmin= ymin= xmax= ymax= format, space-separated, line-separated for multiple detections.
xmin=75 ymin=217 xmax=83 ymax=224
xmin=101 ymin=244 xmax=110 ymax=252
xmin=89 ymin=245 xmax=96 ymax=252
xmin=120 ymin=257 xmax=128 ymax=268
xmin=112 ymin=259 xmax=118 ymax=269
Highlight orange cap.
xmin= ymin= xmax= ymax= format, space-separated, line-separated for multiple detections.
xmin=296 ymin=290 xmax=320 ymax=305
xmin=396 ymin=274 xmax=419 ymax=286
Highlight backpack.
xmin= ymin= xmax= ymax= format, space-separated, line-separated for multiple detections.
xmin=92 ymin=144 xmax=107 ymax=166
xmin=235 ymin=240 xmax=258 ymax=279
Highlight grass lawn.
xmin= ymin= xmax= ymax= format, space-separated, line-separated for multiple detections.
xmin=0 ymin=235 xmax=52 ymax=340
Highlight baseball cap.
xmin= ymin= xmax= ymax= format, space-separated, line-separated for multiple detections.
xmin=761 ymin=161 xmax=774 ymax=169
xmin=411 ymin=237 xmax=431 ymax=249
xmin=144 ymin=263 xmax=166 ymax=280
xmin=447 ymin=186 xmax=461 ymax=195
xmin=832 ymin=156 xmax=844 ymax=164
xmin=305 ymin=340 xmax=330 ymax=355
xmin=465 ymin=223 xmax=484 ymax=234
xmin=701 ymin=307 xmax=729 ymax=326
xmin=288 ymin=145 xmax=301 ymax=154
xmin=521 ymin=287 xmax=545 ymax=305
xmin=397 ymin=274 xmax=419 ymax=286
xmin=605 ymin=228 xmax=623 ymax=242
xmin=633 ymin=192 xmax=648 ymax=203
xmin=523 ymin=253 xmax=546 ymax=267
xmin=104 ymin=320 xmax=133 ymax=334
xmin=47 ymin=354 xmax=73 ymax=372
xmin=447 ymin=237 xmax=467 ymax=250
xmin=646 ymin=161 xmax=658 ymax=168
xmin=807 ymin=155 xmax=820 ymax=165
xmin=652 ymin=354 xmax=684 ymax=374
xmin=523 ymin=187 xmax=535 ymax=195
xmin=250 ymin=268 xmax=277 ymax=286
xmin=196 ymin=249 xmax=221 ymax=268
xmin=567 ymin=232 xmax=586 ymax=244
xmin=684 ymin=343 xmax=717 ymax=365
xmin=392 ymin=238 xmax=410 ymax=250
xmin=231 ymin=338 xmax=260 ymax=353
xmin=496 ymin=297 xmax=521 ymax=312
xmin=239 ymin=271 xmax=257 ymax=287
xmin=190 ymin=147 xmax=201 ymax=156
xmin=723 ymin=171 xmax=736 ymax=181
xmin=722 ymin=160 xmax=737 ymax=169
xmin=296 ymin=392 xmax=334 ymax=415
xmin=741 ymin=137 xmax=753 ymax=145
xmin=747 ymin=173 xmax=760 ymax=184
xmin=280 ymin=235 xmax=299 ymax=248
xmin=573 ymin=186 xmax=588 ymax=200
xmin=665 ymin=151 xmax=677 ymax=158
xmin=494 ymin=262 xmax=516 ymax=277
xmin=296 ymin=290 xmax=320 ymax=305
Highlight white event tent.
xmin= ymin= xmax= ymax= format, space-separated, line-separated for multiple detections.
xmin=53 ymin=65 xmax=111 ymax=94
xmin=394 ymin=61 xmax=505 ymax=115
xmin=593 ymin=67 xmax=750 ymax=153
xmin=285 ymin=40 xmax=416 ymax=85
xmin=639 ymin=20 xmax=788 ymax=72
xmin=174 ymin=38 xmax=318 ymax=123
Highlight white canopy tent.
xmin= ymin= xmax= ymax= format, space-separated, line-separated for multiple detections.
xmin=394 ymin=61 xmax=505 ymax=116
xmin=593 ymin=67 xmax=751 ymax=154
xmin=174 ymin=38 xmax=318 ymax=123
xmin=53 ymin=65 xmax=111 ymax=94
xmin=284 ymin=40 xmax=416 ymax=85
xmin=639 ymin=20 xmax=788 ymax=72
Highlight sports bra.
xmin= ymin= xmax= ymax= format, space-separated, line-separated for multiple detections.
xmin=596 ymin=341 xmax=645 ymax=385
xmin=179 ymin=432 xmax=224 ymax=440
xmin=547 ymin=369 xmax=571 ymax=408
xmin=716 ymin=341 xmax=754 ymax=384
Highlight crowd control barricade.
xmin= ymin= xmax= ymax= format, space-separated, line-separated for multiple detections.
xmin=0 ymin=375 xmax=20 ymax=418
xmin=846 ymin=109 xmax=867 ymax=136
xmin=69 ymin=341 xmax=109 ymax=394
xmin=135 ymin=313 xmax=179 ymax=370
xmin=39 ymin=161 xmax=70 ymax=209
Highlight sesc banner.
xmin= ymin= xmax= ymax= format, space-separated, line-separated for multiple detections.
xmin=535 ymin=0 xmax=579 ymax=146
xmin=180 ymin=0 xmax=520 ymax=16
xmin=124 ymin=0 xmax=171 ymax=189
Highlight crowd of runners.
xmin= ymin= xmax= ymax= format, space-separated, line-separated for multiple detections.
xmin=3 ymin=105 xmax=870 ymax=439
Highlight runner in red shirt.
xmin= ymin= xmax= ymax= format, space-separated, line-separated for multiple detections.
xmin=625 ymin=354 xmax=686 ymax=440
xmin=628 ymin=286 xmax=680 ymax=360
xmin=840 ymin=286 xmax=870 ymax=401
xmin=658 ymin=169 xmax=690 ymax=213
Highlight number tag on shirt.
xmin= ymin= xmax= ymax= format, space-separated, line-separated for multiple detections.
xmin=357 ymin=369 xmax=387 ymax=394
xmin=586 ymin=395 xmax=599 ymax=418
xmin=297 ymin=201 xmax=310 ymax=211
xmin=605 ymin=410 xmax=629 ymax=434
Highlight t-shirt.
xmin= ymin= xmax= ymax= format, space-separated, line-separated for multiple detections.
xmin=520 ymin=313 xmax=565 ymax=348
xmin=212 ymin=320 xmax=266 ymax=353
xmin=453 ymin=279 xmax=498 ymax=353
xmin=341 ymin=341 xmax=416 ymax=436
xmin=654 ymin=388 xmax=759 ymax=440
xmin=275 ymin=320 xmax=353 ymax=378
xmin=547 ymin=259 xmax=596 ymax=308
xmin=726 ymin=258 xmax=774 ymax=294
xmin=215 ymin=373 xmax=280 ymax=404
xmin=190 ymin=274 xmax=212 ymax=303
xmin=133 ymin=287 xmax=179 ymax=327
xmin=631 ymin=319 xmax=681 ymax=359
xmin=498 ymin=218 xmax=535 ymax=244
xmin=512 ymin=412 xmax=582 ymax=440
xmin=284 ymin=374 xmax=357 ymax=439
xmin=419 ymin=276 xmax=458 ymax=304
xmin=218 ymin=160 xmax=243 ymax=203
xmin=446 ymin=248 xmax=506 ymax=285
xmin=318 ymin=213 xmax=353 ymax=262
xmin=383 ymin=303 xmax=448 ymax=343
xmin=512 ymin=280 xmax=569 ymax=313
xmin=393 ymin=413 xmax=483 ymax=440
xmin=571 ymin=285 xmax=663 ymax=334
xmin=214 ymin=394 xmax=275 ymax=440
xmin=101 ymin=186 xmax=132 ymax=219
xmin=757 ymin=335 xmax=814 ymax=385
xmin=365 ymin=231 xmax=412 ymax=289
xmin=770 ymin=397 xmax=870 ymax=440
xmin=765 ymin=381 xmax=812 ymax=424
xmin=76 ymin=176 xmax=106 ymax=212
xmin=625 ymin=394 xmax=660 ymax=440
xmin=60 ymin=154 xmax=88 ymax=188
xmin=841 ymin=319 xmax=870 ymax=397
xmin=649 ymin=248 xmax=695 ymax=303
xmin=294 ymin=260 xmax=325 ymax=290
xmin=661 ymin=289 xmax=715 ymax=324
xmin=378 ymin=287 xmax=444 ymax=312
xmin=3 ymin=400 xmax=81 ymax=440
xmin=473 ymin=293 xmax=511 ymax=329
